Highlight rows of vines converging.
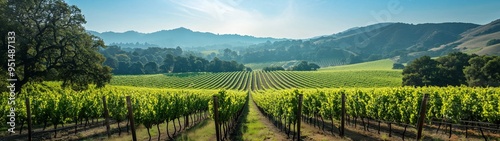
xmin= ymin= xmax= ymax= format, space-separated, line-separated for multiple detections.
xmin=111 ymin=70 xmax=401 ymax=91
xmin=253 ymin=87 xmax=500 ymax=139
xmin=0 ymin=82 xmax=247 ymax=140
xmin=209 ymin=90 xmax=248 ymax=140
xmin=252 ymin=89 xmax=301 ymax=139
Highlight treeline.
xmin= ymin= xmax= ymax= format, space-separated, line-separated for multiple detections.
xmin=402 ymin=52 xmax=500 ymax=87
xmin=263 ymin=61 xmax=320 ymax=71
xmin=208 ymin=41 xmax=355 ymax=64
xmin=100 ymin=46 xmax=247 ymax=75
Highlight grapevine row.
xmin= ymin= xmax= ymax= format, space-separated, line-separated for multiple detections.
xmin=0 ymin=82 xmax=248 ymax=140
xmin=253 ymin=87 xmax=500 ymax=139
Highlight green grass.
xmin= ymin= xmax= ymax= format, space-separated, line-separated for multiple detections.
xmin=175 ymin=119 xmax=216 ymax=141
xmin=297 ymin=70 xmax=402 ymax=88
xmin=234 ymin=96 xmax=278 ymax=141
xmin=308 ymin=59 xmax=402 ymax=87
xmin=319 ymin=59 xmax=395 ymax=71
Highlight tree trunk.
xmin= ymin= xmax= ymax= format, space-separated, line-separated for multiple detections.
xmin=173 ymin=119 xmax=177 ymax=135
xmin=43 ymin=120 xmax=48 ymax=131
xmin=74 ymin=117 xmax=78 ymax=135
xmin=127 ymin=119 xmax=130 ymax=133
xmin=354 ymin=117 xmax=357 ymax=128
xmin=479 ymin=124 xmax=487 ymax=141
xmin=378 ymin=121 xmax=381 ymax=134
xmin=449 ymin=124 xmax=452 ymax=138
xmin=361 ymin=117 xmax=366 ymax=131
xmin=366 ymin=118 xmax=370 ymax=131
xmin=388 ymin=123 xmax=392 ymax=137
xmin=157 ymin=124 xmax=161 ymax=141
xmin=118 ymin=121 xmax=121 ymax=136
xmin=19 ymin=119 xmax=24 ymax=134
xmin=147 ymin=127 xmax=151 ymax=141
xmin=54 ymin=124 xmax=58 ymax=138
xmin=166 ymin=120 xmax=172 ymax=140
xmin=402 ymin=125 xmax=407 ymax=140
xmin=177 ymin=118 xmax=182 ymax=132
xmin=320 ymin=116 xmax=325 ymax=131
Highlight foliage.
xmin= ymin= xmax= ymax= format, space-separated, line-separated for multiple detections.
xmin=0 ymin=0 xmax=112 ymax=91
xmin=255 ymin=87 xmax=500 ymax=127
xmin=486 ymin=39 xmax=500 ymax=46
xmin=392 ymin=63 xmax=405 ymax=69
xmin=291 ymin=61 xmax=320 ymax=71
xmin=0 ymin=82 xmax=228 ymax=135
xmin=402 ymin=52 xmax=499 ymax=87
xmin=262 ymin=66 xmax=285 ymax=71
xmin=403 ymin=56 xmax=442 ymax=86
xmin=464 ymin=55 xmax=500 ymax=87
xmin=208 ymin=90 xmax=247 ymax=123
xmin=253 ymin=89 xmax=300 ymax=124
xmin=103 ymin=46 xmax=247 ymax=74
xmin=436 ymin=52 xmax=475 ymax=86
xmin=143 ymin=62 xmax=159 ymax=74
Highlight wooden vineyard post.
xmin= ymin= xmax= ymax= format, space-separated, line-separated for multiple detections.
xmin=417 ymin=94 xmax=429 ymax=140
xmin=213 ymin=96 xmax=221 ymax=141
xmin=102 ymin=96 xmax=111 ymax=138
xmin=297 ymin=94 xmax=303 ymax=141
xmin=126 ymin=96 xmax=137 ymax=141
xmin=340 ymin=93 xmax=345 ymax=137
xmin=26 ymin=98 xmax=32 ymax=141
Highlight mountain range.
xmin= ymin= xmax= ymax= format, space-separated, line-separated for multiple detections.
xmin=90 ymin=19 xmax=500 ymax=63
xmin=88 ymin=27 xmax=284 ymax=49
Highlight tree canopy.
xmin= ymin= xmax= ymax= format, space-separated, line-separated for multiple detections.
xmin=464 ymin=55 xmax=500 ymax=87
xmin=102 ymin=45 xmax=248 ymax=74
xmin=263 ymin=66 xmax=285 ymax=71
xmin=291 ymin=61 xmax=320 ymax=71
xmin=0 ymin=0 xmax=112 ymax=91
xmin=402 ymin=52 xmax=499 ymax=87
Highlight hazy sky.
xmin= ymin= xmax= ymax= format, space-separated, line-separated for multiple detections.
xmin=65 ymin=0 xmax=500 ymax=39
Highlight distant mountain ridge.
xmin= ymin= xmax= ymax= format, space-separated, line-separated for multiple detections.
xmin=91 ymin=19 xmax=500 ymax=65
xmin=447 ymin=19 xmax=500 ymax=55
xmin=311 ymin=22 xmax=480 ymax=56
xmin=88 ymin=27 xmax=284 ymax=48
xmin=238 ymin=20 xmax=500 ymax=65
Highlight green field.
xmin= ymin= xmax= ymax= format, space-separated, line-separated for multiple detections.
xmin=111 ymin=59 xmax=402 ymax=90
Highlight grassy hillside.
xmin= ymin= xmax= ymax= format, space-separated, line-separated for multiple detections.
xmin=319 ymin=59 xmax=395 ymax=71
xmin=437 ymin=19 xmax=500 ymax=55
xmin=311 ymin=23 xmax=479 ymax=57
xmin=304 ymin=59 xmax=402 ymax=87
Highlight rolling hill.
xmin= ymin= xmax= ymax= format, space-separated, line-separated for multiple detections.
xmin=310 ymin=22 xmax=480 ymax=57
xmin=92 ymin=19 xmax=500 ymax=66
xmin=239 ymin=21 xmax=487 ymax=65
xmin=88 ymin=27 xmax=284 ymax=48
xmin=448 ymin=19 xmax=500 ymax=55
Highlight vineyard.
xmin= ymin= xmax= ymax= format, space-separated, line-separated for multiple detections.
xmin=111 ymin=59 xmax=401 ymax=90
xmin=252 ymin=87 xmax=500 ymax=140
xmin=2 ymin=59 xmax=500 ymax=141
xmin=0 ymin=82 xmax=247 ymax=141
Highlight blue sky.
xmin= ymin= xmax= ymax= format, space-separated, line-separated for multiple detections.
xmin=65 ymin=0 xmax=500 ymax=39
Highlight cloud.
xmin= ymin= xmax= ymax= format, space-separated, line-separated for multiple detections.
xmin=169 ymin=0 xmax=251 ymax=21
xmin=167 ymin=0 xmax=300 ymax=38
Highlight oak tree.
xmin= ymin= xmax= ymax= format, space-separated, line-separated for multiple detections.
xmin=1 ymin=0 xmax=112 ymax=92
